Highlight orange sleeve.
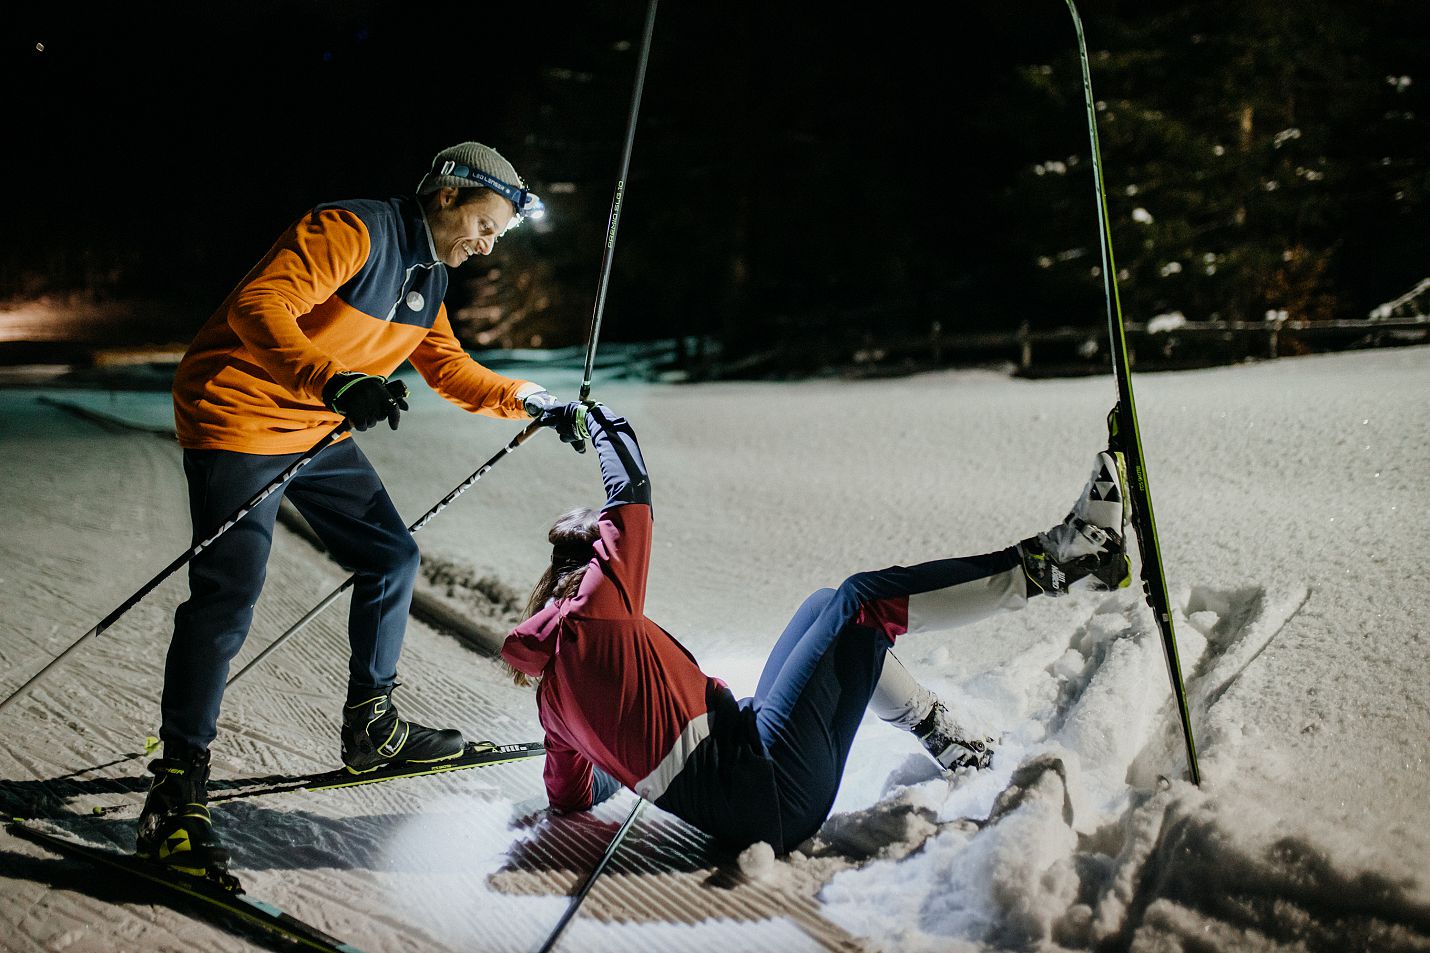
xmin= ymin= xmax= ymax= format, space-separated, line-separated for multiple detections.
xmin=227 ymin=209 xmax=370 ymax=402
xmin=407 ymin=304 xmax=532 ymax=418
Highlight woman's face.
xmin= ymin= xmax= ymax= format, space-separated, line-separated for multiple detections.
xmin=427 ymin=189 xmax=515 ymax=267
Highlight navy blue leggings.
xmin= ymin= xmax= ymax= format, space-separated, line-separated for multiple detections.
xmin=161 ymin=439 xmax=419 ymax=754
xmin=749 ymin=549 xmax=1019 ymax=849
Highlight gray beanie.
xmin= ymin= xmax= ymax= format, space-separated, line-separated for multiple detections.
xmin=416 ymin=141 xmax=526 ymax=197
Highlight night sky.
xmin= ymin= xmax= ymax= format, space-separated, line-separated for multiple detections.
xmin=4 ymin=3 xmax=1077 ymax=345
xmin=7 ymin=2 xmax=1422 ymax=362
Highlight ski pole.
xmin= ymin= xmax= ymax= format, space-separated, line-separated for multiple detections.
xmin=535 ymin=798 xmax=646 ymax=953
xmin=225 ymin=420 xmax=542 ymax=688
xmin=579 ymin=0 xmax=658 ymax=401
xmin=0 ymin=420 xmax=351 ymax=718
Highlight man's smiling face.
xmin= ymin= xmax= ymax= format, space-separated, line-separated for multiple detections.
xmin=427 ymin=188 xmax=516 ymax=267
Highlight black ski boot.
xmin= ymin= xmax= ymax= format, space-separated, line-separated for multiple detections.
xmin=135 ymin=747 xmax=229 ymax=879
xmin=912 ymin=701 xmax=996 ymax=771
xmin=1019 ymin=450 xmax=1131 ymax=597
xmin=341 ymin=689 xmax=465 ymax=774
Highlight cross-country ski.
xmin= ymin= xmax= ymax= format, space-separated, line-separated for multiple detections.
xmin=9 ymin=819 xmax=369 ymax=953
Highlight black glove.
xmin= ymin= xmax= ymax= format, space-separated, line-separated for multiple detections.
xmin=525 ymin=391 xmax=587 ymax=454
xmin=322 ymin=373 xmax=409 ymax=432
xmin=530 ymin=398 xmax=591 ymax=453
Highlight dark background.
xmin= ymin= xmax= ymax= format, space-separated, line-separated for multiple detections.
xmin=3 ymin=1 xmax=1427 ymax=374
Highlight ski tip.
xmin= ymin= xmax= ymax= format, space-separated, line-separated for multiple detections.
xmin=144 ymin=735 xmax=160 ymax=755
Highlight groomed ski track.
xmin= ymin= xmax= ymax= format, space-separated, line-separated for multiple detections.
xmin=2 ymin=351 xmax=1429 ymax=951
xmin=0 ymin=381 xmax=873 ymax=953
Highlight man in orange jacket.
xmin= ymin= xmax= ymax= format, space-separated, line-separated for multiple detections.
xmin=139 ymin=141 xmax=571 ymax=875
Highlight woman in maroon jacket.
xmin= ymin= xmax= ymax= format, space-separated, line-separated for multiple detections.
xmin=508 ymin=402 xmax=1129 ymax=853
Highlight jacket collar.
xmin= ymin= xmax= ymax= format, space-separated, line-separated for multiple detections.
xmin=403 ymin=194 xmax=443 ymax=267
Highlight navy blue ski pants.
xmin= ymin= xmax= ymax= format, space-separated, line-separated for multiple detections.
xmin=747 ymin=548 xmax=1021 ymax=849
xmin=161 ymin=439 xmax=419 ymax=755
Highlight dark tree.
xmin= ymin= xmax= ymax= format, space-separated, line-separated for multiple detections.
xmin=1009 ymin=0 xmax=1430 ymax=327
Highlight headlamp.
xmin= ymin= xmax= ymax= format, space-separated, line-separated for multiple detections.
xmin=435 ymin=160 xmax=545 ymax=220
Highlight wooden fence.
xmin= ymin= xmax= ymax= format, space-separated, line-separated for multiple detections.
xmin=864 ymin=316 xmax=1430 ymax=377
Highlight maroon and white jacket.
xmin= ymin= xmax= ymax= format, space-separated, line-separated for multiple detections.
xmin=501 ymin=409 xmax=780 ymax=846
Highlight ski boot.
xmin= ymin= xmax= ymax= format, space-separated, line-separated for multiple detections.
xmin=135 ymin=747 xmax=230 ymax=880
xmin=341 ymin=688 xmax=465 ymax=774
xmin=1019 ymin=450 xmax=1131 ymax=597
xmin=912 ymin=701 xmax=996 ymax=772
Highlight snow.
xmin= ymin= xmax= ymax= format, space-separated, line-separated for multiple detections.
xmin=1147 ymin=310 xmax=1186 ymax=333
xmin=2 ymin=345 xmax=1428 ymax=951
xmin=737 ymin=841 xmax=778 ymax=882
xmin=1371 ymin=277 xmax=1430 ymax=319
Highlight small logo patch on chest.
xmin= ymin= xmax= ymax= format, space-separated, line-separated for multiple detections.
xmin=405 ymin=291 xmax=425 ymax=311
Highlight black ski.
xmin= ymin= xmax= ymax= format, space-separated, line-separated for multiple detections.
xmin=85 ymin=741 xmax=545 ymax=816
xmin=211 ymin=740 xmax=545 ymax=803
xmin=1064 ymin=0 xmax=1201 ymax=784
xmin=7 ymin=818 xmax=368 ymax=953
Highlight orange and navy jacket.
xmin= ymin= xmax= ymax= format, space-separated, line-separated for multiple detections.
xmin=502 ymin=409 xmax=781 ymax=849
xmin=173 ymin=194 xmax=531 ymax=454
